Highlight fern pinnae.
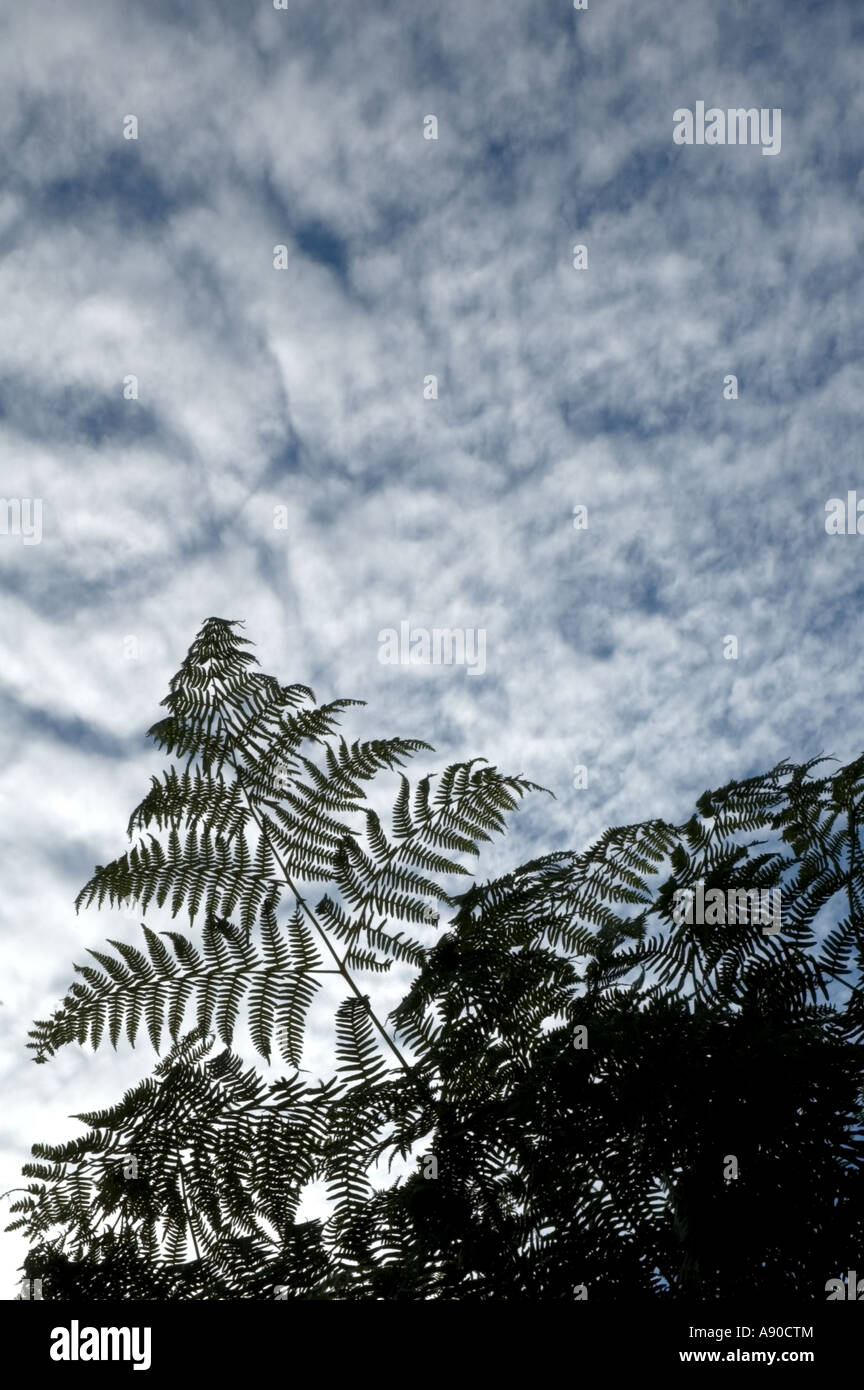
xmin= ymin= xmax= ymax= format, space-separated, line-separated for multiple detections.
xmin=211 ymin=689 xmax=415 ymax=1075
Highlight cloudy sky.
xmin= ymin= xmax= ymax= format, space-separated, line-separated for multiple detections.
xmin=2 ymin=0 xmax=863 ymax=1295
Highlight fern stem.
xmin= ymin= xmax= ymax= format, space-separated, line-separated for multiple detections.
xmin=212 ymin=689 xmax=414 ymax=1075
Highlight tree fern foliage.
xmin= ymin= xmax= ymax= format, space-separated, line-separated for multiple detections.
xmin=28 ymin=618 xmax=537 ymax=1072
xmin=8 ymin=618 xmax=864 ymax=1299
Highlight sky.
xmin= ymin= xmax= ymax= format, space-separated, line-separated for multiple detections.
xmin=2 ymin=0 xmax=864 ymax=1296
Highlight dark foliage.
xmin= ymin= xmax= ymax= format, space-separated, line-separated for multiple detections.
xmin=8 ymin=618 xmax=864 ymax=1299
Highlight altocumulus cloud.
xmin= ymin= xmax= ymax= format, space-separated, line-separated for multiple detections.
xmin=2 ymin=0 xmax=864 ymax=1293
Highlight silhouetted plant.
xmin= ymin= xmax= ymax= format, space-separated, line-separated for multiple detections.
xmin=8 ymin=618 xmax=864 ymax=1299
